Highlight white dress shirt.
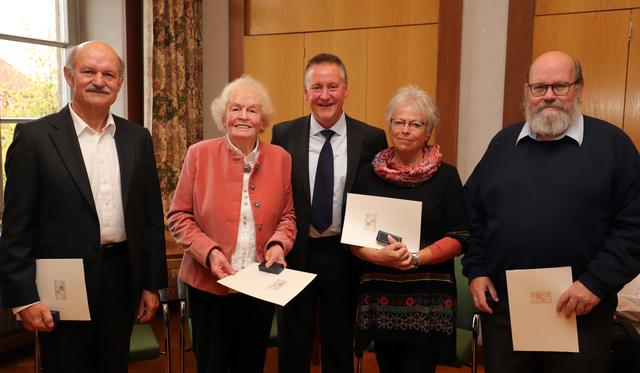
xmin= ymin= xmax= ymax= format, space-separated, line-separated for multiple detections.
xmin=308 ymin=112 xmax=348 ymax=237
xmin=70 ymin=105 xmax=127 ymax=244
xmin=227 ymin=136 xmax=260 ymax=270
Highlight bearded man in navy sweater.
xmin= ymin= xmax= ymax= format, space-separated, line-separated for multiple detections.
xmin=463 ymin=51 xmax=640 ymax=373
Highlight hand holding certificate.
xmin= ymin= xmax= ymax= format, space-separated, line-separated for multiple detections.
xmin=506 ymin=266 xmax=578 ymax=352
xmin=35 ymin=259 xmax=91 ymax=321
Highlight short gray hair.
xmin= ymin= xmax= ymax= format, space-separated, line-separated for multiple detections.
xmin=385 ymin=85 xmax=439 ymax=134
xmin=65 ymin=44 xmax=125 ymax=78
xmin=210 ymin=74 xmax=275 ymax=132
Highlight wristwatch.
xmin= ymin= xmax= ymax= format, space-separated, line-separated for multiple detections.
xmin=410 ymin=252 xmax=419 ymax=267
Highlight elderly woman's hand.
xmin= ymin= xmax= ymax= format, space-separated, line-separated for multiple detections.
xmin=264 ymin=244 xmax=287 ymax=268
xmin=351 ymin=236 xmax=413 ymax=271
xmin=207 ymin=248 xmax=236 ymax=279
xmin=376 ymin=236 xmax=414 ymax=270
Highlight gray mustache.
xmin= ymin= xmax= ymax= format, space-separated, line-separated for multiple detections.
xmin=87 ymin=86 xmax=110 ymax=94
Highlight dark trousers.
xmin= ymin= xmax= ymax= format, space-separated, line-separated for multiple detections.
xmin=188 ymin=286 xmax=275 ymax=373
xmin=482 ymin=296 xmax=616 ymax=373
xmin=278 ymin=236 xmax=355 ymax=373
xmin=375 ymin=340 xmax=437 ymax=373
xmin=40 ymin=248 xmax=134 ymax=373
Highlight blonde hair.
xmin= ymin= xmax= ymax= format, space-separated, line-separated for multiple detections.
xmin=210 ymin=74 xmax=275 ymax=131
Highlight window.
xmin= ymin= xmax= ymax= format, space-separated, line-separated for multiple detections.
xmin=0 ymin=0 xmax=74 ymax=216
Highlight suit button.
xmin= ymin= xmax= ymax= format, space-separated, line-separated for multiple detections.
xmin=254 ymin=202 xmax=260 ymax=208
xmin=258 ymin=224 xmax=263 ymax=231
xmin=250 ymin=183 xmax=256 ymax=190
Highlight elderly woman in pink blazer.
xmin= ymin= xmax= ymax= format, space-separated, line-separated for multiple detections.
xmin=167 ymin=75 xmax=296 ymax=373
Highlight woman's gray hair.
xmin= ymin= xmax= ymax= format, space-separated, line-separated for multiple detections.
xmin=210 ymin=74 xmax=275 ymax=132
xmin=385 ymin=85 xmax=439 ymax=134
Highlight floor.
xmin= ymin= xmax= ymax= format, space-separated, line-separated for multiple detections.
xmin=0 ymin=308 xmax=484 ymax=373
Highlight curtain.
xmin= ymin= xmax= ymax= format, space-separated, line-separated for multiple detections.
xmin=152 ymin=0 xmax=203 ymax=216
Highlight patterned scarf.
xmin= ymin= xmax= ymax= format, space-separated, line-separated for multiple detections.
xmin=372 ymin=145 xmax=443 ymax=187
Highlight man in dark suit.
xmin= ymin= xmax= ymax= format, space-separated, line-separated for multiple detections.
xmin=0 ymin=40 xmax=167 ymax=373
xmin=272 ymin=53 xmax=388 ymax=373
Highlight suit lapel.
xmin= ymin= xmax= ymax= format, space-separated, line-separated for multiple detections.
xmin=344 ymin=116 xmax=362 ymax=194
xmin=113 ymin=117 xmax=134 ymax=210
xmin=49 ymin=105 xmax=97 ymax=213
xmin=294 ymin=117 xmax=312 ymax=207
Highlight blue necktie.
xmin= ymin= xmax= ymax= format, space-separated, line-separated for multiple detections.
xmin=311 ymin=129 xmax=335 ymax=233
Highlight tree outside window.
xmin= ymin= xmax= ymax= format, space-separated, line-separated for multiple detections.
xmin=0 ymin=0 xmax=72 ymax=218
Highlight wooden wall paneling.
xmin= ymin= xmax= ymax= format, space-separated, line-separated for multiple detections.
xmin=624 ymin=10 xmax=640 ymax=148
xmin=246 ymin=0 xmax=439 ymax=35
xmin=365 ymin=25 xmax=439 ymax=143
xmin=229 ymin=0 xmax=245 ymax=80
xmin=244 ymin=34 xmax=305 ymax=143
xmin=535 ymin=0 xmax=640 ymax=16
xmin=435 ymin=0 xmax=462 ymax=165
xmin=503 ymin=0 xmax=535 ymax=127
xmin=304 ymin=29 xmax=369 ymax=121
xmin=532 ymin=10 xmax=630 ymax=127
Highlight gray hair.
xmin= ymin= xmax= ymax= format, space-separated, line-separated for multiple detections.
xmin=304 ymin=53 xmax=348 ymax=88
xmin=210 ymin=74 xmax=275 ymax=132
xmin=65 ymin=44 xmax=125 ymax=79
xmin=385 ymin=85 xmax=439 ymax=134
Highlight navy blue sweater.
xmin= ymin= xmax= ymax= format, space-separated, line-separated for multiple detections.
xmin=463 ymin=116 xmax=640 ymax=299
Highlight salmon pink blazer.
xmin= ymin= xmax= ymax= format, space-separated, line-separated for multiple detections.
xmin=168 ymin=137 xmax=296 ymax=295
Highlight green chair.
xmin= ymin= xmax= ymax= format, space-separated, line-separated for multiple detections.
xmin=454 ymin=254 xmax=480 ymax=373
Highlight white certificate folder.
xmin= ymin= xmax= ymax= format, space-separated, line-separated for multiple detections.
xmin=218 ymin=264 xmax=316 ymax=306
xmin=35 ymin=259 xmax=91 ymax=320
xmin=506 ymin=266 xmax=578 ymax=352
xmin=341 ymin=193 xmax=422 ymax=252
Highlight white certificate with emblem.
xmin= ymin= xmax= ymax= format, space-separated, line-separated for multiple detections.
xmin=218 ymin=263 xmax=316 ymax=306
xmin=506 ymin=266 xmax=578 ymax=352
xmin=35 ymin=259 xmax=91 ymax=320
xmin=341 ymin=193 xmax=422 ymax=252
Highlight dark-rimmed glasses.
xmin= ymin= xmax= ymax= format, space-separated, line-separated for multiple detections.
xmin=527 ymin=80 xmax=582 ymax=97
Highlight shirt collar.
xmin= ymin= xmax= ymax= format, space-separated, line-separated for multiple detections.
xmin=226 ymin=134 xmax=260 ymax=164
xmin=69 ymin=104 xmax=116 ymax=137
xmin=516 ymin=113 xmax=584 ymax=146
xmin=310 ymin=111 xmax=347 ymax=137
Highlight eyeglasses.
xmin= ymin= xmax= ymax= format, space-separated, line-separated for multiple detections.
xmin=390 ymin=119 xmax=425 ymax=130
xmin=527 ymin=80 xmax=582 ymax=97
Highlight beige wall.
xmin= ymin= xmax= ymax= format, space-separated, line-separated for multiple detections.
xmin=78 ymin=0 xmax=127 ymax=117
xmin=457 ymin=0 xmax=509 ymax=182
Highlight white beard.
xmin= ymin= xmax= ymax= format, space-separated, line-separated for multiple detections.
xmin=525 ymin=101 xmax=581 ymax=139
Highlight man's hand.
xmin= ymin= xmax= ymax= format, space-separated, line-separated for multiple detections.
xmin=18 ymin=303 xmax=55 ymax=332
xmin=207 ymin=249 xmax=236 ymax=279
xmin=264 ymin=244 xmax=287 ymax=268
xmin=469 ymin=276 xmax=499 ymax=314
xmin=136 ymin=290 xmax=160 ymax=322
xmin=556 ymin=280 xmax=601 ymax=318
